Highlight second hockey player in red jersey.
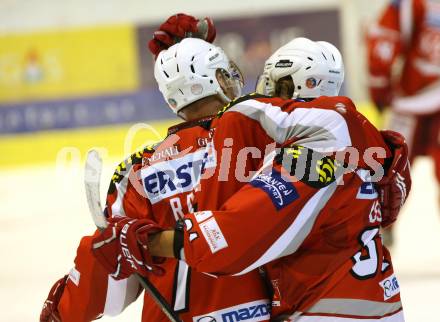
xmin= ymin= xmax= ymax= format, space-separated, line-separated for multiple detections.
xmin=367 ymin=0 xmax=440 ymax=220
xmin=42 ymin=122 xmax=273 ymax=322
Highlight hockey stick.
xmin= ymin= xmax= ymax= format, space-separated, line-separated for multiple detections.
xmin=84 ymin=149 xmax=182 ymax=322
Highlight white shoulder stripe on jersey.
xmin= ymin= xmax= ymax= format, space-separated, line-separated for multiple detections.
xmin=228 ymin=100 xmax=352 ymax=153
xmin=234 ymin=180 xmax=338 ymax=276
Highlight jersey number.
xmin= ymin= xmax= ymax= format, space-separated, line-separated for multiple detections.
xmin=350 ymin=227 xmax=389 ymax=280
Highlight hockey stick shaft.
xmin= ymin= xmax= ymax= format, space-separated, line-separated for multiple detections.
xmin=84 ymin=150 xmax=182 ymax=322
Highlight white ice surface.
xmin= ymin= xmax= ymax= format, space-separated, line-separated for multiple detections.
xmin=0 ymin=157 xmax=438 ymax=321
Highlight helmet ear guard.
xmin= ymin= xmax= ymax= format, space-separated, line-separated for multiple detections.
xmin=315 ymin=40 xmax=344 ymax=97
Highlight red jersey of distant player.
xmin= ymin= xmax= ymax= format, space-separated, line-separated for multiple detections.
xmin=367 ymin=0 xmax=440 ymax=180
xmin=181 ymin=95 xmax=404 ymax=321
xmin=55 ymin=117 xmax=271 ymax=322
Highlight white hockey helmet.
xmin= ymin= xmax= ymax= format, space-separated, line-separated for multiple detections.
xmin=154 ymin=38 xmax=243 ymax=115
xmin=256 ymin=37 xmax=344 ymax=98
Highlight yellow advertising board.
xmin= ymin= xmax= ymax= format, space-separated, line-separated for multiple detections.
xmin=0 ymin=25 xmax=139 ymax=103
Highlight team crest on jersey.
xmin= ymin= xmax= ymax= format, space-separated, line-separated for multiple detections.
xmin=315 ymin=157 xmax=337 ymax=185
xmin=306 ymin=77 xmax=317 ymax=89
xmin=250 ymin=168 xmax=299 ymax=210
xmin=278 ymin=145 xmax=337 ymax=189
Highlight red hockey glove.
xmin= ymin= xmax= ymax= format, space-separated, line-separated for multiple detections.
xmin=40 ymin=275 xmax=68 ymax=322
xmin=148 ymin=13 xmax=216 ymax=59
xmin=377 ymin=130 xmax=412 ymax=228
xmin=92 ymin=217 xmax=165 ymax=280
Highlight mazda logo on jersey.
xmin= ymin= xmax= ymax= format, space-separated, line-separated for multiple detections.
xmin=220 ymin=303 xmax=270 ymax=322
xmin=192 ymin=300 xmax=270 ymax=322
xmin=250 ymin=168 xmax=299 ymax=210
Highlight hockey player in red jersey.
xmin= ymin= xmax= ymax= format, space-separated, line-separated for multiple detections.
xmin=98 ymin=122 xmax=273 ymax=322
xmin=40 ymin=14 xmax=272 ymax=322
xmin=92 ymin=37 xmax=411 ymax=321
xmin=366 ymin=0 xmax=440 ymax=243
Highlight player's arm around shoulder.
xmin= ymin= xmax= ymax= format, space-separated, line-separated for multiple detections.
xmin=221 ymin=94 xmax=356 ymax=154
xmin=216 ymin=94 xmax=301 ymax=151
xmin=181 ymin=148 xmax=339 ymax=275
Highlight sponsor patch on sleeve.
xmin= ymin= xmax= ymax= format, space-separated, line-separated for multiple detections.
xmin=250 ymin=168 xmax=299 ymax=210
xmin=199 ymin=217 xmax=228 ymax=254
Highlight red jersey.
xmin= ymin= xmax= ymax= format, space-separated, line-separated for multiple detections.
xmin=57 ymin=117 xmax=271 ymax=322
xmin=367 ymin=0 xmax=440 ymax=114
xmin=181 ymin=95 xmax=404 ymax=321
